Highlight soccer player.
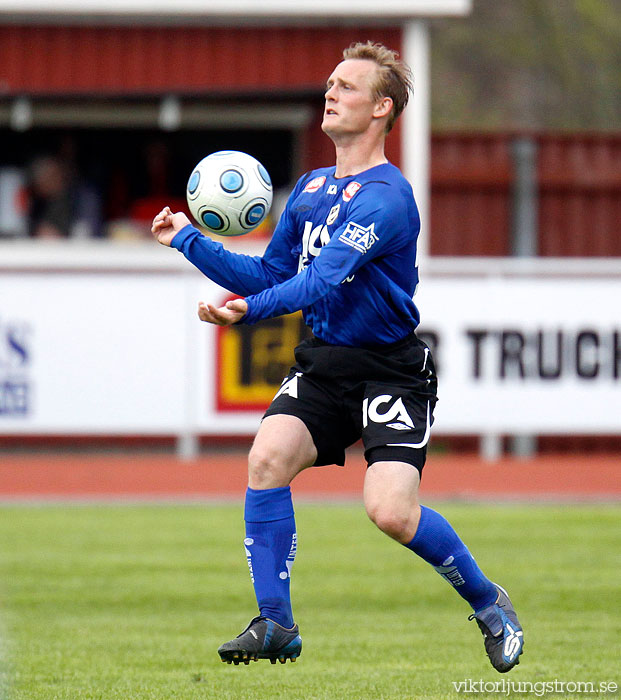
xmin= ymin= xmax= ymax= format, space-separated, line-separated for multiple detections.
xmin=151 ymin=41 xmax=524 ymax=673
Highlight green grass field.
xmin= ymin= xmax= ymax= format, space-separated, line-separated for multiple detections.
xmin=0 ymin=502 xmax=619 ymax=699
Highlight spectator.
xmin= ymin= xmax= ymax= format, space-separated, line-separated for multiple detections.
xmin=27 ymin=155 xmax=102 ymax=239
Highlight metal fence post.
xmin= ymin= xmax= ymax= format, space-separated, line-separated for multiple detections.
xmin=511 ymin=137 xmax=538 ymax=257
xmin=510 ymin=136 xmax=538 ymax=458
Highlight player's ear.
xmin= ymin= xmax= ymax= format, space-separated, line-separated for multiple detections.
xmin=373 ymin=96 xmax=393 ymax=120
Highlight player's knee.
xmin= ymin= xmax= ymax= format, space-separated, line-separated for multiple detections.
xmin=248 ymin=442 xmax=290 ymax=489
xmin=366 ymin=499 xmax=421 ymax=542
xmin=366 ymin=502 xmax=414 ymax=541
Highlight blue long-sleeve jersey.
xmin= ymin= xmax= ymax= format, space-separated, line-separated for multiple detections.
xmin=171 ymin=161 xmax=421 ymax=347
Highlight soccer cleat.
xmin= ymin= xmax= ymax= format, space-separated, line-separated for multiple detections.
xmin=469 ymin=584 xmax=524 ymax=673
xmin=218 ymin=616 xmax=302 ymax=665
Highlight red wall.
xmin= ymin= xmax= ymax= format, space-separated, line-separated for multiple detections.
xmin=537 ymin=135 xmax=620 ymax=257
xmin=431 ymin=134 xmax=512 ymax=256
xmin=0 ymin=24 xmax=401 ymax=94
xmin=430 ymin=133 xmax=621 ymax=257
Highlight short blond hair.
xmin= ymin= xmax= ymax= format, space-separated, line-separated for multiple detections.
xmin=342 ymin=41 xmax=413 ymax=133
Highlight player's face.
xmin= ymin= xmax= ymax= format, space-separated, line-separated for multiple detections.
xmin=322 ymin=59 xmax=384 ymax=137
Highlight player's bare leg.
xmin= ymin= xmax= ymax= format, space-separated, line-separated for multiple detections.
xmin=247 ymin=414 xmax=317 ymax=489
xmin=364 ymin=460 xmax=421 ymax=542
xmin=363 ymin=460 xmax=524 ymax=672
xmin=218 ymin=415 xmax=316 ymax=664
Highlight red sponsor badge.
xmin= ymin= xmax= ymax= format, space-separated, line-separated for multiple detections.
xmin=342 ymin=181 xmax=361 ymax=202
xmin=303 ymin=176 xmax=326 ymax=193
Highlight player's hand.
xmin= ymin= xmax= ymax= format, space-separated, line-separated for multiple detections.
xmin=151 ymin=207 xmax=191 ymax=246
xmin=198 ymin=299 xmax=248 ymax=326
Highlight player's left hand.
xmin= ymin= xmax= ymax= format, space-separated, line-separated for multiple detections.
xmin=198 ymin=299 xmax=248 ymax=326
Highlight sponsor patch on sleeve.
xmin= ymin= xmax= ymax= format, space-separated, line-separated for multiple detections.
xmin=338 ymin=220 xmax=378 ymax=253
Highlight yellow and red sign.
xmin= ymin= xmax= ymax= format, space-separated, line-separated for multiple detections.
xmin=215 ymin=295 xmax=312 ymax=411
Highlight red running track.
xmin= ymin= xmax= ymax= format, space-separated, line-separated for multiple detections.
xmin=0 ymin=452 xmax=619 ymax=501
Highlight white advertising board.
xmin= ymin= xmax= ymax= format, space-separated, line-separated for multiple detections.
xmin=1 ymin=249 xmax=619 ymax=437
xmin=415 ymin=276 xmax=621 ymax=434
xmin=0 ymin=271 xmax=191 ymax=432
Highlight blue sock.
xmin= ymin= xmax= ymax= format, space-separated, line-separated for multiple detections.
xmin=405 ymin=505 xmax=498 ymax=612
xmin=244 ymin=486 xmax=297 ymax=629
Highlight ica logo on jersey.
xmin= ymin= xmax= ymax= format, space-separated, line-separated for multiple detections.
xmin=298 ymin=222 xmax=330 ymax=272
xmin=298 ymin=219 xmax=357 ymax=284
xmin=362 ymin=395 xmax=416 ymax=431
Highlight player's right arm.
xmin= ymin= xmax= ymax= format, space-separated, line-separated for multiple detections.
xmin=151 ymin=189 xmax=300 ymax=297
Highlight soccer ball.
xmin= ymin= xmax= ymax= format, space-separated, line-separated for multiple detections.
xmin=186 ymin=150 xmax=273 ymax=236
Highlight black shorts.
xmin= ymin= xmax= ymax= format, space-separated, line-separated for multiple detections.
xmin=263 ymin=333 xmax=438 ymax=474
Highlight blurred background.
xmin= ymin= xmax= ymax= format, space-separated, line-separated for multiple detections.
xmin=0 ymin=0 xmax=619 ymax=471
